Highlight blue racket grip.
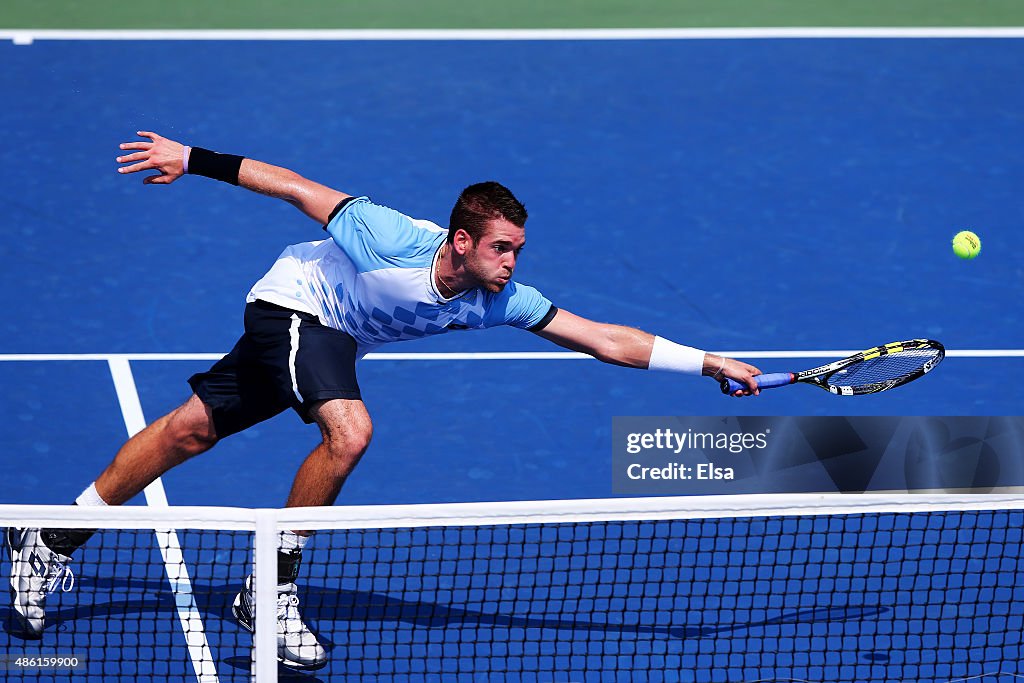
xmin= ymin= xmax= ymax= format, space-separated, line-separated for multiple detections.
xmin=721 ymin=372 xmax=795 ymax=395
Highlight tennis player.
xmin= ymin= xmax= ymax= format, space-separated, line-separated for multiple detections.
xmin=7 ymin=131 xmax=761 ymax=669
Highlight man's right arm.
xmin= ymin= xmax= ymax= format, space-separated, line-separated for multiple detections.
xmin=533 ymin=308 xmax=763 ymax=395
xmin=116 ymin=130 xmax=349 ymax=225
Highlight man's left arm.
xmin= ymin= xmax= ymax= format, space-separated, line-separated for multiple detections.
xmin=533 ymin=309 xmax=763 ymax=396
xmin=116 ymin=131 xmax=348 ymax=225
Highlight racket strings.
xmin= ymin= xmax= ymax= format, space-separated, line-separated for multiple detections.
xmin=829 ymin=349 xmax=941 ymax=387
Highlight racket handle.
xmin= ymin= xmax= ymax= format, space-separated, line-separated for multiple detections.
xmin=720 ymin=372 xmax=795 ymax=395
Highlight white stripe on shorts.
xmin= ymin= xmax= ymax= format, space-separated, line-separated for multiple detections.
xmin=288 ymin=314 xmax=303 ymax=404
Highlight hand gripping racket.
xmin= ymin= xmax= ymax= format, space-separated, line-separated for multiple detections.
xmin=721 ymin=339 xmax=945 ymax=396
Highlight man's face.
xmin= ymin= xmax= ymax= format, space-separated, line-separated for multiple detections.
xmin=462 ymin=218 xmax=526 ymax=293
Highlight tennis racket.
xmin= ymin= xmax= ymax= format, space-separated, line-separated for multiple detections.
xmin=721 ymin=339 xmax=945 ymax=396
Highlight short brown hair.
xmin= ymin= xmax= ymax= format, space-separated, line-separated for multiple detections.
xmin=448 ymin=182 xmax=527 ymax=244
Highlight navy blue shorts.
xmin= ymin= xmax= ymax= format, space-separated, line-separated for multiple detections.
xmin=188 ymin=300 xmax=361 ymax=438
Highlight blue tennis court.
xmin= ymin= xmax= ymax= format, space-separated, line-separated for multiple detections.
xmin=1 ymin=32 xmax=1022 ymax=682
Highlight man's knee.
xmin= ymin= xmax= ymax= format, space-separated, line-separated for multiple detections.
xmin=165 ymin=395 xmax=219 ymax=455
xmin=313 ymin=399 xmax=373 ymax=459
xmin=325 ymin=415 xmax=373 ymax=458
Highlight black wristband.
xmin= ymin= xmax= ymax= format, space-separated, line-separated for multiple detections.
xmin=187 ymin=146 xmax=244 ymax=185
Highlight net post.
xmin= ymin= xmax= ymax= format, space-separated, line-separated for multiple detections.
xmin=254 ymin=509 xmax=278 ymax=683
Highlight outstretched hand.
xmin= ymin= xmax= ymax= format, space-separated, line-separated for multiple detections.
xmin=711 ymin=357 xmax=762 ymax=397
xmin=116 ymin=131 xmax=186 ymax=185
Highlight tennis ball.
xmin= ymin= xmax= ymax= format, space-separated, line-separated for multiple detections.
xmin=952 ymin=230 xmax=981 ymax=260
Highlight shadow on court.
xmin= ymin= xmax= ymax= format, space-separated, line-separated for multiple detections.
xmin=221 ymin=656 xmax=327 ymax=682
xmin=673 ymin=604 xmax=890 ymax=638
xmin=3 ymin=574 xmax=890 ymax=642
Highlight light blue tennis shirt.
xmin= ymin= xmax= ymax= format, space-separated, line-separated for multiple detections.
xmin=246 ymin=197 xmax=554 ymax=356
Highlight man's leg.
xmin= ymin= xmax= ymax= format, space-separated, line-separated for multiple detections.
xmin=285 ymin=398 xmax=373 ymax=509
xmin=95 ymin=393 xmax=219 ymax=505
xmin=233 ymin=398 xmax=372 ymax=670
xmin=7 ymin=394 xmax=220 ymax=638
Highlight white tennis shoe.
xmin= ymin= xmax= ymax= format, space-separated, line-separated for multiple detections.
xmin=232 ymin=575 xmax=327 ymax=670
xmin=6 ymin=527 xmax=75 ymax=638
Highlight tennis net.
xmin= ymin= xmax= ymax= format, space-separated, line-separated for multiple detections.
xmin=1 ymin=494 xmax=1022 ymax=682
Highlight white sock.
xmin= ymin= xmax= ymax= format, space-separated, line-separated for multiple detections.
xmin=75 ymin=482 xmax=108 ymax=506
xmin=279 ymin=530 xmax=310 ymax=552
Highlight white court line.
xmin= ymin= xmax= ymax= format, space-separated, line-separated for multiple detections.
xmin=0 ymin=349 xmax=1022 ymax=363
xmin=107 ymin=358 xmax=219 ymax=683
xmin=3 ymin=27 xmax=1024 ymax=43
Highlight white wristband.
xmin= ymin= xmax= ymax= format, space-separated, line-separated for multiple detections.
xmin=648 ymin=336 xmax=706 ymax=376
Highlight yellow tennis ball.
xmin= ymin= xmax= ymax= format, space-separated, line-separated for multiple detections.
xmin=952 ymin=230 xmax=981 ymax=260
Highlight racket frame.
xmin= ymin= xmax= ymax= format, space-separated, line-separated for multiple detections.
xmin=721 ymin=339 xmax=945 ymax=396
xmin=794 ymin=339 xmax=944 ymax=395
